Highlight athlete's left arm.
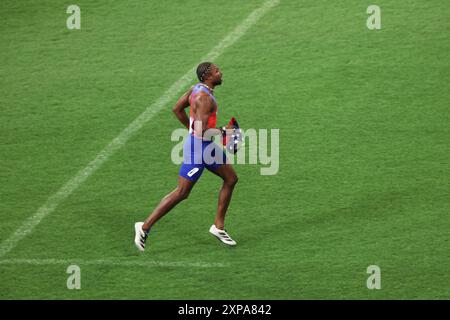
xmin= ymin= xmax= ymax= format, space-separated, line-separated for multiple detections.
xmin=172 ymin=88 xmax=193 ymax=129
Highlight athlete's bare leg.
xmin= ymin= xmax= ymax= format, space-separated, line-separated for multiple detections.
xmin=142 ymin=176 xmax=195 ymax=232
xmin=207 ymin=164 xmax=238 ymax=230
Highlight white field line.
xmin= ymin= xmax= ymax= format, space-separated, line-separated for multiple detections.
xmin=0 ymin=0 xmax=280 ymax=258
xmin=0 ymin=258 xmax=227 ymax=268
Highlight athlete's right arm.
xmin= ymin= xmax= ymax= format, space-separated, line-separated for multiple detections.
xmin=172 ymin=88 xmax=193 ymax=129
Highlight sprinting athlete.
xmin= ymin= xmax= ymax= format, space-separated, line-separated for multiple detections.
xmin=134 ymin=62 xmax=238 ymax=251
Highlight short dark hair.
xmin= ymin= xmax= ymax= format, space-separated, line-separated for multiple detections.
xmin=196 ymin=62 xmax=213 ymax=82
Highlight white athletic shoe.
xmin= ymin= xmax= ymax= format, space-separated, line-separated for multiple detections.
xmin=134 ymin=222 xmax=148 ymax=252
xmin=209 ymin=224 xmax=237 ymax=246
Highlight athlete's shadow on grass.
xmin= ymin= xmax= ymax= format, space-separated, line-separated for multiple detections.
xmin=125 ymin=232 xmax=236 ymax=258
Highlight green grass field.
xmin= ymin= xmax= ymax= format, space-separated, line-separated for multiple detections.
xmin=1 ymin=0 xmax=449 ymax=299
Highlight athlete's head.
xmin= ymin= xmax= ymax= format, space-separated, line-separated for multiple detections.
xmin=196 ymin=62 xmax=222 ymax=86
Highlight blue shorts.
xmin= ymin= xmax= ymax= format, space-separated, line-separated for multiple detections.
xmin=179 ymin=135 xmax=227 ymax=182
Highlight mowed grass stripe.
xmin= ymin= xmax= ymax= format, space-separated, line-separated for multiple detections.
xmin=0 ymin=258 xmax=227 ymax=268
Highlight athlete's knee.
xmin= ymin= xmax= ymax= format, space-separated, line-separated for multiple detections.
xmin=225 ymin=174 xmax=238 ymax=187
xmin=176 ymin=187 xmax=191 ymax=201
